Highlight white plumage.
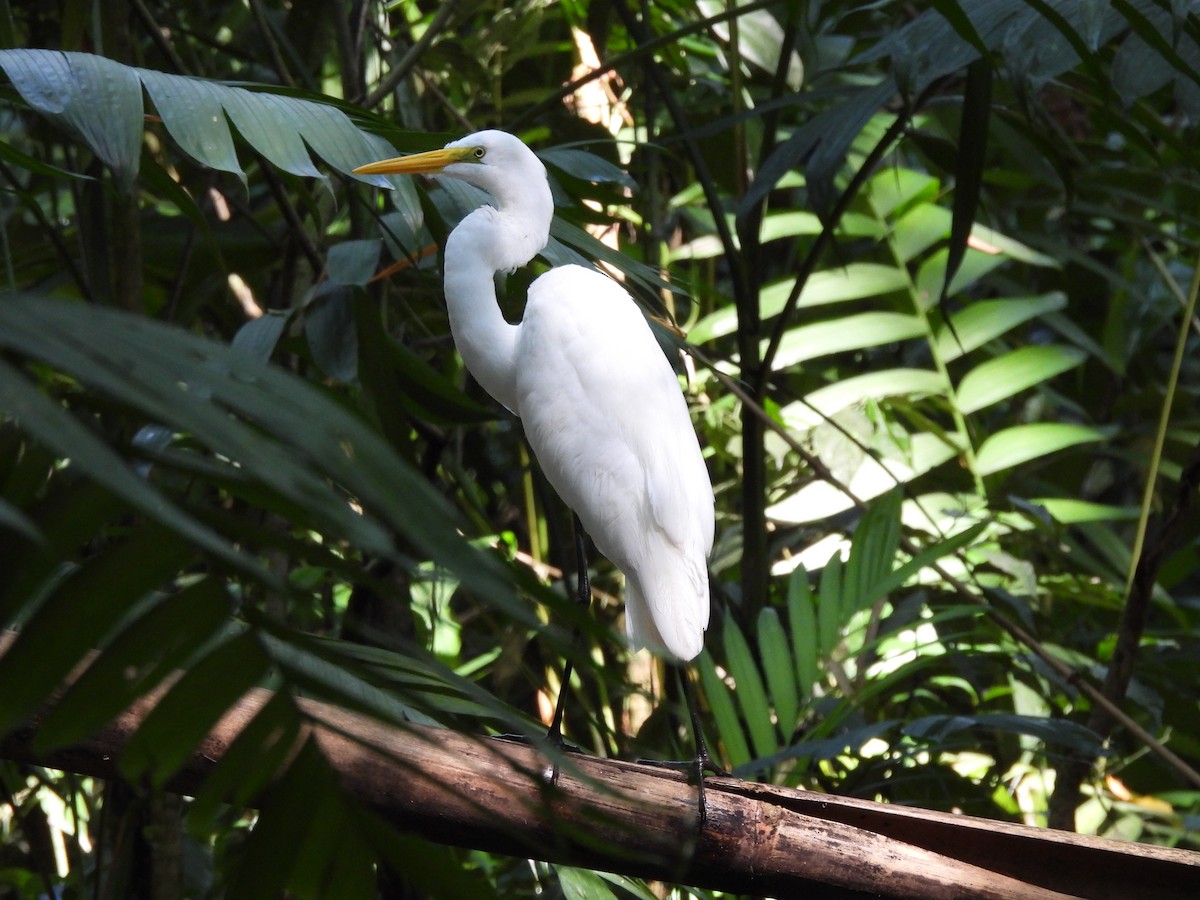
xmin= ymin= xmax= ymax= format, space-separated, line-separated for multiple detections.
xmin=356 ymin=130 xmax=714 ymax=662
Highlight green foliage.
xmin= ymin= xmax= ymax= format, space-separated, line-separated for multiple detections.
xmin=1 ymin=1 xmax=1199 ymax=896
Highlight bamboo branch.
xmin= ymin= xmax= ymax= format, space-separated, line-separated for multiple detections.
xmin=1 ymin=631 xmax=1197 ymax=898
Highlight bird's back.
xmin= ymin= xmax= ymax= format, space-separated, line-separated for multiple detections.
xmin=514 ymin=265 xmax=714 ymax=661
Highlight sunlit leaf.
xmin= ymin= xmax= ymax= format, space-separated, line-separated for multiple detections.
xmin=956 ymin=345 xmax=1087 ymax=413
xmin=768 ymin=433 xmax=962 ymax=523
xmin=782 ymin=368 xmax=944 ymax=429
xmin=868 ymin=167 xmax=939 ymax=219
xmin=1031 ymin=497 xmax=1141 ymax=524
xmin=845 ymin=488 xmax=902 ymax=612
xmin=770 ymin=312 xmax=926 ymax=371
xmin=693 ymin=265 xmax=910 ymax=343
xmin=935 ymin=293 xmax=1067 ymax=362
xmin=892 ymin=203 xmax=951 ymax=263
xmin=976 ymin=423 xmax=1108 ymax=476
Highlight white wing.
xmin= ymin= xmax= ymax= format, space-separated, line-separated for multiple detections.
xmin=514 ymin=265 xmax=714 ymax=661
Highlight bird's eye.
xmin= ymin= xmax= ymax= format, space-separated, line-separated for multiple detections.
xmin=473 ymin=147 xmax=486 ymax=159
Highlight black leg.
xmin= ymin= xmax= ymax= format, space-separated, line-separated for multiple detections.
xmin=679 ymin=663 xmax=728 ymax=827
xmin=640 ymin=665 xmax=728 ymax=828
xmin=544 ymin=513 xmax=590 ymax=781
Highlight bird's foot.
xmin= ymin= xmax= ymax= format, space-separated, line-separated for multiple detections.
xmin=637 ymin=752 xmax=728 ymax=827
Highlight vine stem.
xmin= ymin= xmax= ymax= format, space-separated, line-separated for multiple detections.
xmin=1124 ymin=243 xmax=1200 ymax=600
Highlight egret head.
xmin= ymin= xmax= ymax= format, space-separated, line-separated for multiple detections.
xmin=354 ymin=129 xmax=546 ymax=200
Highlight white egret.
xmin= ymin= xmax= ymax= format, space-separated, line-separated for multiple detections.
xmin=355 ymin=130 xmax=718 ymax=817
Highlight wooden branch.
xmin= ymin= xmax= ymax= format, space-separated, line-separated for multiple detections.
xmin=1 ymin=631 xmax=1198 ymax=897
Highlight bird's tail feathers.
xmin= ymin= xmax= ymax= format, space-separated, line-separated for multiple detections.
xmin=624 ymin=556 xmax=708 ymax=662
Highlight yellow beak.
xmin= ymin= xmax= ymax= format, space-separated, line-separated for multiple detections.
xmin=353 ymin=146 xmax=476 ymax=176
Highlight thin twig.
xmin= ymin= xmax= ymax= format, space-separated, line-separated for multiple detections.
xmin=130 ymin=0 xmax=191 ymax=74
xmin=363 ymin=0 xmax=462 ymax=111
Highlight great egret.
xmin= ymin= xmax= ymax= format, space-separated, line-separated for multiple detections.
xmin=355 ymin=130 xmax=718 ymax=816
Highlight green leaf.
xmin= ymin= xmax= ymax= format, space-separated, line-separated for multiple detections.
xmin=0 ymin=523 xmax=196 ymax=737
xmin=0 ymin=49 xmax=143 ymax=187
xmin=305 ymin=285 xmax=359 ymax=382
xmin=556 ymin=865 xmax=619 ymax=900
xmin=941 ymin=57 xmax=992 ymax=306
xmin=0 ymin=498 xmax=42 ymax=545
xmin=0 ymin=49 xmax=400 ymax=187
xmin=876 ymin=521 xmax=988 ymax=598
xmin=221 ymin=738 xmax=354 ymax=900
xmin=121 ymin=630 xmax=270 ymax=786
xmin=756 ymin=607 xmax=798 ymax=738
xmin=930 ymin=0 xmax=992 ymax=57
xmin=1112 ymin=0 xmax=1200 ymax=89
xmin=257 ymin=628 xmax=429 ymax=726
xmin=1031 ymin=498 xmax=1141 ymax=524
xmin=0 ymin=355 xmax=264 ymax=581
xmin=869 ymin=167 xmax=940 ymax=219
xmin=935 ymin=293 xmax=1068 ymax=362
xmin=917 ymin=244 xmax=1007 ymax=301
xmin=218 ymin=87 xmax=326 ymax=179
xmin=696 ymin=648 xmax=751 ymax=768
xmin=956 ymin=345 xmax=1086 ymax=414
xmin=902 ymin=713 xmax=1101 ymax=753
xmin=693 ymin=264 xmax=909 ymax=343
xmin=787 ymin=569 xmax=819 ymax=700
xmin=0 ymin=295 xmax=521 ymax=615
xmin=976 ymin=423 xmax=1108 ymax=476
xmin=326 ymin=240 xmax=383 ymax=286
xmin=759 ymin=210 xmax=883 ymax=242
xmin=139 ymin=68 xmax=244 ymax=180
xmin=365 ymin=823 xmax=503 ymax=900
xmin=771 ymin=312 xmax=926 ymax=371
xmin=892 ymin=203 xmax=951 ymax=263
xmin=548 ymin=218 xmax=675 ymax=301
xmin=723 ymin=617 xmax=776 ymax=759
xmin=186 ymin=689 xmax=304 ymax=833
xmin=353 ymin=292 xmax=493 ymax=428
xmin=817 ymin=554 xmax=845 ymax=657
xmin=34 ymin=576 xmax=231 ymax=751
xmin=232 ymin=312 xmax=292 ymax=363
xmin=767 ymin=433 xmax=962 ymax=524
xmin=540 ymin=148 xmax=634 ymax=187
xmin=845 ymin=488 xmax=902 ymax=612
xmin=782 ymin=368 xmax=944 ymax=428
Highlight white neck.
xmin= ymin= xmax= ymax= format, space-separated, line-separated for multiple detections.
xmin=441 ymin=179 xmax=553 ymax=413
